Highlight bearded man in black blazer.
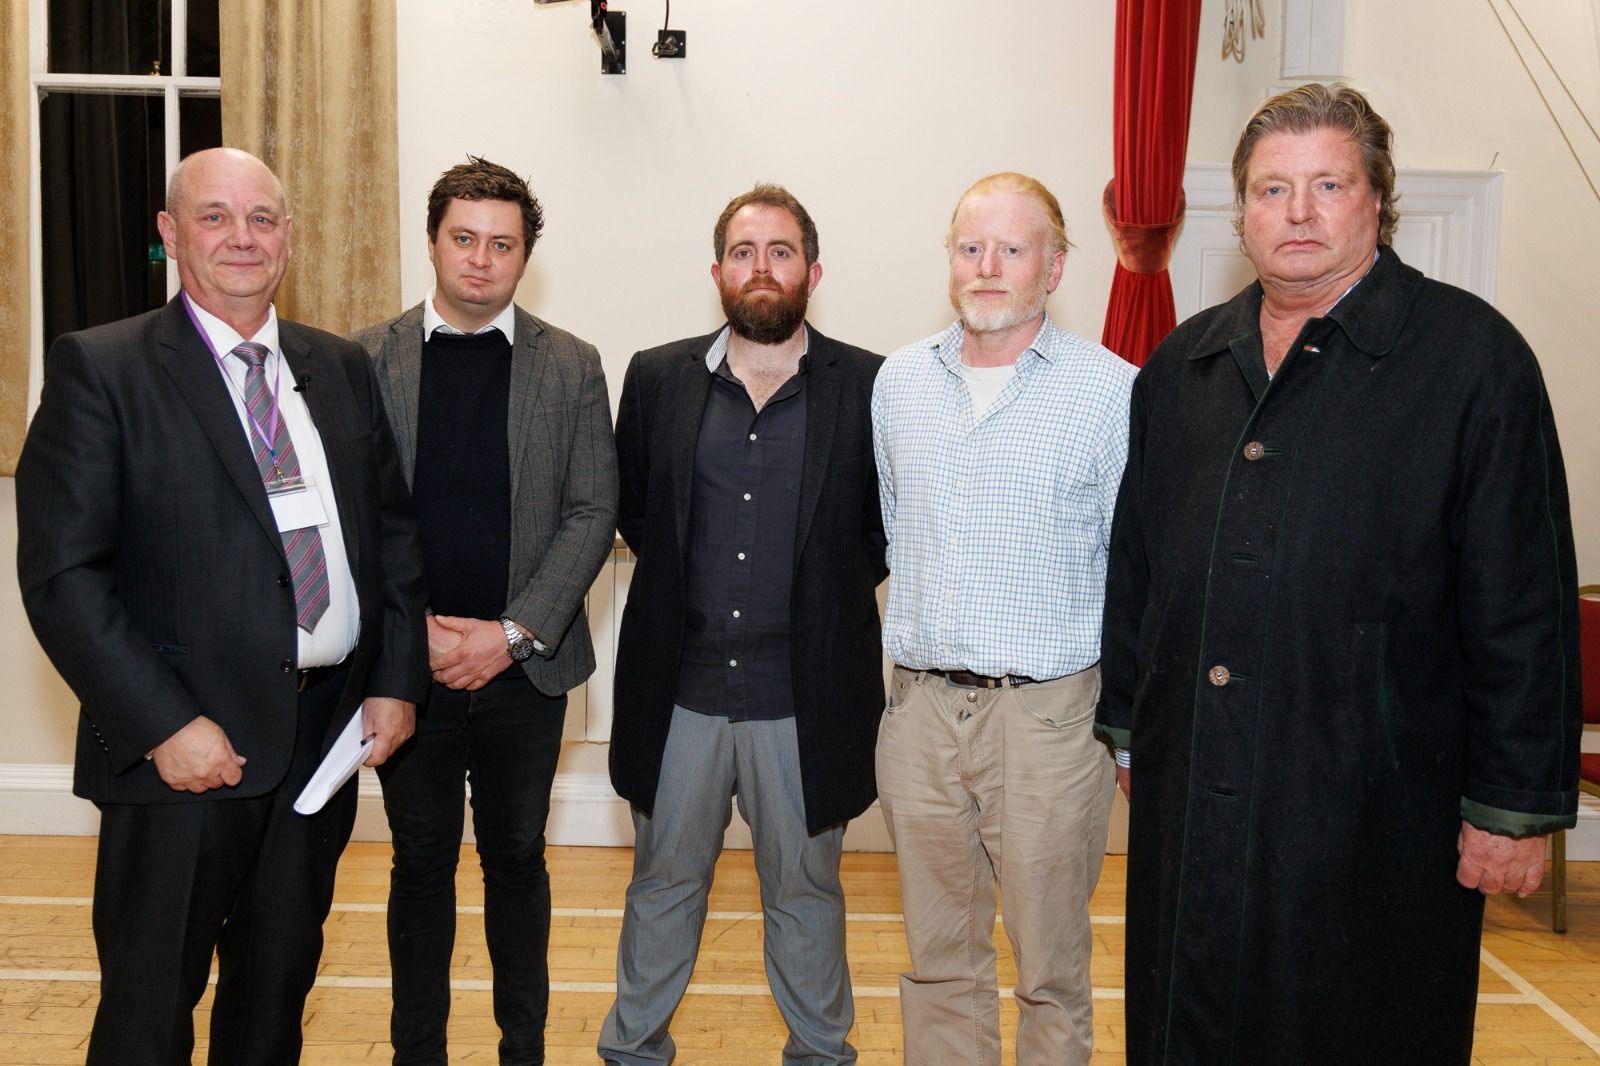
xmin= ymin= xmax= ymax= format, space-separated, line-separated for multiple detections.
xmin=15 ymin=147 xmax=428 ymax=1066
xmin=598 ymin=185 xmax=886 ymax=1066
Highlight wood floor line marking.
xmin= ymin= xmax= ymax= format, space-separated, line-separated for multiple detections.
xmin=0 ymin=895 xmax=1127 ymax=926
xmin=1479 ymin=946 xmax=1600 ymax=1054
xmin=0 ymin=967 xmax=1536 ymax=1010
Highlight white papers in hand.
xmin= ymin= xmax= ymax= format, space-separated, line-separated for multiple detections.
xmin=293 ymin=703 xmax=375 ymax=815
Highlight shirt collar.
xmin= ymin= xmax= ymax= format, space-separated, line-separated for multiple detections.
xmin=185 ymin=292 xmax=280 ymax=364
xmin=1189 ymin=245 xmax=1416 ymax=362
xmin=423 ymin=289 xmax=517 ymax=344
xmin=931 ymin=315 xmax=1057 ymax=375
xmin=704 ymin=323 xmax=811 ymax=372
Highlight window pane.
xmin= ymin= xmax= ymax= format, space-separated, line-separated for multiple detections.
xmin=40 ymin=92 xmax=168 ymax=349
xmin=187 ymin=0 xmax=220 ymax=78
xmin=49 ymin=0 xmax=172 ymax=75
xmin=180 ymin=94 xmax=222 ymax=159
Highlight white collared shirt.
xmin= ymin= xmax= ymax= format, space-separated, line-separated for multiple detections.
xmin=187 ymin=295 xmax=361 ymax=668
xmin=422 ymin=290 xmax=516 ymax=344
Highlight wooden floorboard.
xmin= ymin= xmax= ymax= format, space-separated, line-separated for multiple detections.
xmin=0 ymin=835 xmax=1597 ymax=1063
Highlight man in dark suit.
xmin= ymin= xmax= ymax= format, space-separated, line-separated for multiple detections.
xmin=598 ymin=184 xmax=886 ymax=1066
xmin=352 ymin=157 xmax=618 ymax=1066
xmin=15 ymin=147 xmax=429 ymax=1065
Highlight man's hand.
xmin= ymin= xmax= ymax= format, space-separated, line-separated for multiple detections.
xmin=1116 ymin=765 xmax=1131 ymax=799
xmin=363 ymin=697 xmax=417 ymax=766
xmin=1456 ymin=820 xmax=1547 ymax=897
xmin=426 ymin=615 xmax=464 ymax=671
xmin=150 ymin=715 xmax=246 ymax=793
xmin=430 ymin=616 xmax=512 ymax=691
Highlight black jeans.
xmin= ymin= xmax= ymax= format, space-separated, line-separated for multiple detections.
xmin=378 ymin=669 xmax=567 ymax=1065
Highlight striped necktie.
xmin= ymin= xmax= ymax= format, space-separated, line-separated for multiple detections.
xmin=233 ymin=341 xmax=330 ymax=633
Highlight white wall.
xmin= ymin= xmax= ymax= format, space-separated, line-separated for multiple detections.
xmin=5 ymin=1 xmax=1597 ymax=842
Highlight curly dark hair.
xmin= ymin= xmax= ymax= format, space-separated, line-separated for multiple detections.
xmin=426 ymin=156 xmax=544 ymax=259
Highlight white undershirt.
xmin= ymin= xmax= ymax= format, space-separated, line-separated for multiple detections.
xmin=188 ymin=296 xmax=361 ymax=668
xmin=961 ymin=360 xmax=1018 ymax=420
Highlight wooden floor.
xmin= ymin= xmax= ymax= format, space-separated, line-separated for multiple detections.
xmin=2 ymin=837 xmax=1600 ymax=1064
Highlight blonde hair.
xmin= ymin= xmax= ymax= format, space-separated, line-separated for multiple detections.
xmin=1231 ymin=82 xmax=1398 ymax=244
xmin=947 ymin=172 xmax=1072 ymax=257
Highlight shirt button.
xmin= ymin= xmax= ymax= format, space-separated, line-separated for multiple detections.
xmin=737 ymin=552 xmax=746 ymax=561
xmin=280 ymin=660 xmax=295 ymax=673
xmin=1208 ymin=665 xmax=1231 ymax=687
xmin=1243 ymin=441 xmax=1265 ymax=461
xmin=749 ymin=433 xmax=758 ymax=441
xmin=732 ymin=609 xmax=741 ymax=618
xmin=743 ymin=492 xmax=752 ymax=501
xmin=729 ymin=659 xmax=738 ymax=668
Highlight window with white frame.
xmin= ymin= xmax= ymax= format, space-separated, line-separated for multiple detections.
xmin=30 ymin=0 xmax=222 ymax=358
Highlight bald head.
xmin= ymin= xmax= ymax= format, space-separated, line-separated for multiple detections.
xmin=166 ymin=147 xmax=288 ymax=216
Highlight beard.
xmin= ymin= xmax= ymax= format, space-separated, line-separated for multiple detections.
xmin=722 ymin=275 xmax=810 ymax=345
xmin=950 ymin=274 xmax=1050 ymax=335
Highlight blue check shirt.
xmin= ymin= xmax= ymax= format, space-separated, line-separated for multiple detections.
xmin=872 ymin=317 xmax=1136 ymax=679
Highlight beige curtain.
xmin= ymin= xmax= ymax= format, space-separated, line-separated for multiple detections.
xmin=0 ymin=0 xmax=29 ymax=474
xmin=220 ymin=0 xmax=401 ymax=334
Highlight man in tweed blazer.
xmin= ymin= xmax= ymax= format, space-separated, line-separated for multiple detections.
xmin=351 ymin=158 xmax=617 ymax=1066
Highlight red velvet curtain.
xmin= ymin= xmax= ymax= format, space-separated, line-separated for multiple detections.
xmin=1100 ymin=0 xmax=1203 ymax=367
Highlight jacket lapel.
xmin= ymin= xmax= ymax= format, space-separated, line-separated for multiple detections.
xmin=155 ymin=299 xmax=282 ymax=554
xmin=507 ymin=307 xmax=550 ymax=502
xmin=668 ymin=346 xmax=714 ymax=559
xmin=794 ymin=328 xmax=840 ymax=560
xmin=281 ymin=326 xmax=362 ymax=576
xmin=376 ymin=304 xmax=425 ymax=486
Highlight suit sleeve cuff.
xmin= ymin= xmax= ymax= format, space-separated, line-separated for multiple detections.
xmin=1094 ymin=721 xmax=1131 ymax=750
xmin=1460 ymin=796 xmax=1576 ymax=838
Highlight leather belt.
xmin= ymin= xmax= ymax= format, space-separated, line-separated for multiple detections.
xmin=298 ymin=665 xmax=336 ymax=692
xmin=921 ymin=667 xmax=1044 ymax=689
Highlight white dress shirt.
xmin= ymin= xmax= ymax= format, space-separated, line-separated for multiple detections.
xmin=422 ymin=290 xmax=516 ymax=344
xmin=187 ymin=295 xmax=361 ymax=667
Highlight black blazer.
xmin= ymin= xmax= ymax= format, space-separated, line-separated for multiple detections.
xmin=610 ymin=325 xmax=887 ymax=832
xmin=16 ymin=297 xmax=430 ymax=805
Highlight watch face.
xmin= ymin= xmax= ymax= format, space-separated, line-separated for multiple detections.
xmin=509 ymin=638 xmax=536 ymax=663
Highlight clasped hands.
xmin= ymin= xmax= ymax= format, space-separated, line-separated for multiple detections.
xmin=430 ymin=614 xmax=515 ymax=691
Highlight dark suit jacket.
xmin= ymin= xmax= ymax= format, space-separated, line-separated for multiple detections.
xmin=16 ymin=297 xmax=430 ymax=805
xmin=610 ymin=325 xmax=887 ymax=832
xmin=351 ymin=303 xmax=619 ymax=695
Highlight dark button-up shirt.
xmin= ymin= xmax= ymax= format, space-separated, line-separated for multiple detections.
xmin=676 ymin=328 xmax=808 ymax=721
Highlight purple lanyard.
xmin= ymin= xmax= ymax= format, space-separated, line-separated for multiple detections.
xmin=181 ymin=292 xmax=284 ymax=461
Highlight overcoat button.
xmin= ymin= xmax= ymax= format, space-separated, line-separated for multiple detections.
xmin=1243 ymin=441 xmax=1265 ymax=461
xmin=1208 ymin=665 xmax=1231 ymax=686
xmin=280 ymin=660 xmax=294 ymax=673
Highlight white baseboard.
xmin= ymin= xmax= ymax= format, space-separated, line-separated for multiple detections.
xmin=15 ymin=762 xmax=1595 ymax=860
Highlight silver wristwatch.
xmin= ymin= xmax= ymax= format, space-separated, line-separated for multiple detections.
xmin=500 ymin=617 xmax=537 ymax=662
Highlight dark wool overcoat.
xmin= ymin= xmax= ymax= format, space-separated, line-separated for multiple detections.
xmin=1095 ymin=247 xmax=1581 ymax=1065
xmin=609 ymin=326 xmax=887 ymax=833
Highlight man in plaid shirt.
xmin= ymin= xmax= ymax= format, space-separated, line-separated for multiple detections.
xmin=871 ymin=172 xmax=1134 ymax=1066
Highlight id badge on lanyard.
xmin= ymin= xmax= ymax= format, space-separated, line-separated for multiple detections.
xmin=266 ymin=473 xmax=329 ymax=532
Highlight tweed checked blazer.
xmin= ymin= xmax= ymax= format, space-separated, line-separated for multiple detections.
xmin=352 ymin=303 xmax=618 ymax=696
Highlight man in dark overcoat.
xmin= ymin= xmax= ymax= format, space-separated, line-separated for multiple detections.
xmin=599 ymin=184 xmax=885 ymax=1065
xmin=1095 ymin=84 xmax=1581 ymax=1065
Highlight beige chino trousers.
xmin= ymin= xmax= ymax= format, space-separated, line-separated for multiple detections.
xmin=875 ymin=664 xmax=1115 ymax=1066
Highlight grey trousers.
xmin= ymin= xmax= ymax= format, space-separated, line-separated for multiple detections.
xmin=598 ymin=706 xmax=856 ymax=1066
